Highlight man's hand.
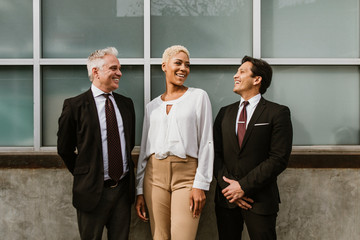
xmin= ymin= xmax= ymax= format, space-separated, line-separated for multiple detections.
xmin=222 ymin=176 xmax=254 ymax=209
xmin=135 ymin=195 xmax=149 ymax=222
xmin=189 ymin=188 xmax=206 ymax=218
xmin=234 ymin=196 xmax=254 ymax=210
xmin=222 ymin=176 xmax=245 ymax=203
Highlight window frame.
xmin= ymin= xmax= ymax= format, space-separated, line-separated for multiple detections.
xmin=0 ymin=0 xmax=359 ymax=153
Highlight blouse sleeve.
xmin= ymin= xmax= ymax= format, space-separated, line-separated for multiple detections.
xmin=192 ymin=90 xmax=214 ymax=191
xmin=136 ymin=105 xmax=150 ymax=195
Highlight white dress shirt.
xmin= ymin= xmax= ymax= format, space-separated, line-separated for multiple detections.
xmin=136 ymin=87 xmax=214 ymax=195
xmin=91 ymin=84 xmax=128 ymax=180
xmin=235 ymin=93 xmax=261 ymax=134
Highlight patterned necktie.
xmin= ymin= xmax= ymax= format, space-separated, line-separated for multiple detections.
xmin=237 ymin=101 xmax=249 ymax=148
xmin=103 ymin=94 xmax=123 ymax=181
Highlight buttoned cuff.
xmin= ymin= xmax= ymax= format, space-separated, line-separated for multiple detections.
xmin=136 ymin=188 xmax=144 ymax=196
xmin=192 ymin=180 xmax=210 ymax=191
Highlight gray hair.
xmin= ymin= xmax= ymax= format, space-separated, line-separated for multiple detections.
xmin=87 ymin=47 xmax=118 ymax=82
xmin=162 ymin=45 xmax=190 ymax=64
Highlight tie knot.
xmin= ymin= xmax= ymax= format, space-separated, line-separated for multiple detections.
xmin=103 ymin=93 xmax=111 ymax=99
xmin=242 ymin=101 xmax=249 ymax=107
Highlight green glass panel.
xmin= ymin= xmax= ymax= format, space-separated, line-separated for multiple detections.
xmin=42 ymin=0 xmax=143 ymax=58
xmin=0 ymin=0 xmax=32 ymax=58
xmin=0 ymin=66 xmax=33 ymax=146
xmin=262 ymin=0 xmax=360 ymax=58
xmin=266 ymin=66 xmax=360 ymax=145
xmin=151 ymin=0 xmax=252 ymax=58
xmin=42 ymin=65 xmax=144 ymax=146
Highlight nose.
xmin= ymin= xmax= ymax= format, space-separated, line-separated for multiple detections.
xmin=233 ymin=73 xmax=239 ymax=80
xmin=116 ymin=69 xmax=122 ymax=77
xmin=180 ymin=63 xmax=187 ymax=71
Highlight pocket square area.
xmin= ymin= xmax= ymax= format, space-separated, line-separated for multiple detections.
xmin=254 ymin=123 xmax=270 ymax=126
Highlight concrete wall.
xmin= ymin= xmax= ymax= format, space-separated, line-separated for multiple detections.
xmin=1 ymin=168 xmax=359 ymax=240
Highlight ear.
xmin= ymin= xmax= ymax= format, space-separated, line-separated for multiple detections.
xmin=92 ymin=67 xmax=99 ymax=78
xmin=161 ymin=62 xmax=166 ymax=72
xmin=254 ymin=76 xmax=262 ymax=86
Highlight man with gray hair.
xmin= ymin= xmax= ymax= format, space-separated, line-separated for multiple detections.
xmin=58 ymin=47 xmax=135 ymax=239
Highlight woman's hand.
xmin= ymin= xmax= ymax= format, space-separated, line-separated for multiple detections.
xmin=189 ymin=188 xmax=206 ymax=218
xmin=135 ymin=195 xmax=149 ymax=222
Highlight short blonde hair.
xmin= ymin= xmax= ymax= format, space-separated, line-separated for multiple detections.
xmin=87 ymin=47 xmax=118 ymax=82
xmin=162 ymin=45 xmax=190 ymax=64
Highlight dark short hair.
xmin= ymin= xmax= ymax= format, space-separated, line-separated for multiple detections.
xmin=241 ymin=56 xmax=272 ymax=94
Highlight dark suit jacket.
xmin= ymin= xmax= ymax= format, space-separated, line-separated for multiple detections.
xmin=214 ymin=97 xmax=293 ymax=215
xmin=57 ymin=89 xmax=135 ymax=212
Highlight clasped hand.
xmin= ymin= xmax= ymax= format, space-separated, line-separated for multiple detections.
xmin=221 ymin=176 xmax=254 ymax=210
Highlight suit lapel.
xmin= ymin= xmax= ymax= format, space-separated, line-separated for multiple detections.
xmin=85 ymin=89 xmax=99 ymax=122
xmin=85 ymin=89 xmax=102 ymax=144
xmin=223 ymin=102 xmax=241 ymax=151
xmin=241 ymin=97 xmax=266 ymax=150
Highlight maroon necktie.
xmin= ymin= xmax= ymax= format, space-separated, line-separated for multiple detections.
xmin=237 ymin=101 xmax=249 ymax=148
xmin=103 ymin=94 xmax=123 ymax=182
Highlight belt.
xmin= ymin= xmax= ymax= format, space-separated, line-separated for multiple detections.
xmin=104 ymin=179 xmax=119 ymax=188
xmin=104 ymin=173 xmax=129 ymax=188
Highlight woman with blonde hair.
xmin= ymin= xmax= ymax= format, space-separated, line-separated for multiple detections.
xmin=135 ymin=45 xmax=214 ymax=239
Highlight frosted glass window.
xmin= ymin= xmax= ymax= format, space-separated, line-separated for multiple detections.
xmin=266 ymin=66 xmax=360 ymax=145
xmin=42 ymin=0 xmax=143 ymax=58
xmin=0 ymin=67 xmax=33 ymax=146
xmin=0 ymin=0 xmax=32 ymax=58
xmin=42 ymin=65 xmax=144 ymax=146
xmin=151 ymin=65 xmax=240 ymax=119
xmin=262 ymin=0 xmax=360 ymax=58
xmin=151 ymin=0 xmax=252 ymax=58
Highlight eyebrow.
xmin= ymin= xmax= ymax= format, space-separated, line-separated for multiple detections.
xmin=174 ymin=58 xmax=190 ymax=63
xmin=109 ymin=64 xmax=120 ymax=68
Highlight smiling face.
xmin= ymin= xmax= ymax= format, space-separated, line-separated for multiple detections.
xmin=233 ymin=61 xmax=261 ymax=99
xmin=92 ymin=54 xmax=122 ymax=93
xmin=162 ymin=51 xmax=190 ymax=87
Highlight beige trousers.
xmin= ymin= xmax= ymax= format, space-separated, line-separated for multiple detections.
xmin=144 ymin=154 xmax=200 ymax=240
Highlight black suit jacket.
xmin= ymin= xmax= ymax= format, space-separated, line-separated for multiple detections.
xmin=57 ymin=89 xmax=135 ymax=212
xmin=214 ymin=97 xmax=292 ymax=215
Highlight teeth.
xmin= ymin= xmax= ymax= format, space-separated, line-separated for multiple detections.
xmin=176 ymin=74 xmax=185 ymax=77
xmin=235 ymin=80 xmax=240 ymax=84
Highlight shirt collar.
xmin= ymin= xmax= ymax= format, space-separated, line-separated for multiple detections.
xmin=239 ymin=93 xmax=261 ymax=108
xmin=91 ymin=84 xmax=113 ymax=98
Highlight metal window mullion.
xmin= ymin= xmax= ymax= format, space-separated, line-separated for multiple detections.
xmin=148 ymin=58 xmax=360 ymax=65
xmin=33 ymin=0 xmax=41 ymax=151
xmin=0 ymin=59 xmax=33 ymax=65
xmin=30 ymin=58 xmax=360 ymax=66
xmin=144 ymin=0 xmax=151 ymax=106
xmin=253 ymin=0 xmax=261 ymax=58
xmin=264 ymin=58 xmax=360 ymax=65
xmin=38 ymin=58 xmax=145 ymax=65
xmin=292 ymin=145 xmax=360 ymax=153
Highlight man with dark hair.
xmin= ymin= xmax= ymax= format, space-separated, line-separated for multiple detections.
xmin=214 ymin=56 xmax=293 ymax=239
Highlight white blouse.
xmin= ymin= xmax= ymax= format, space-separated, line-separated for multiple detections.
xmin=136 ymin=88 xmax=214 ymax=195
